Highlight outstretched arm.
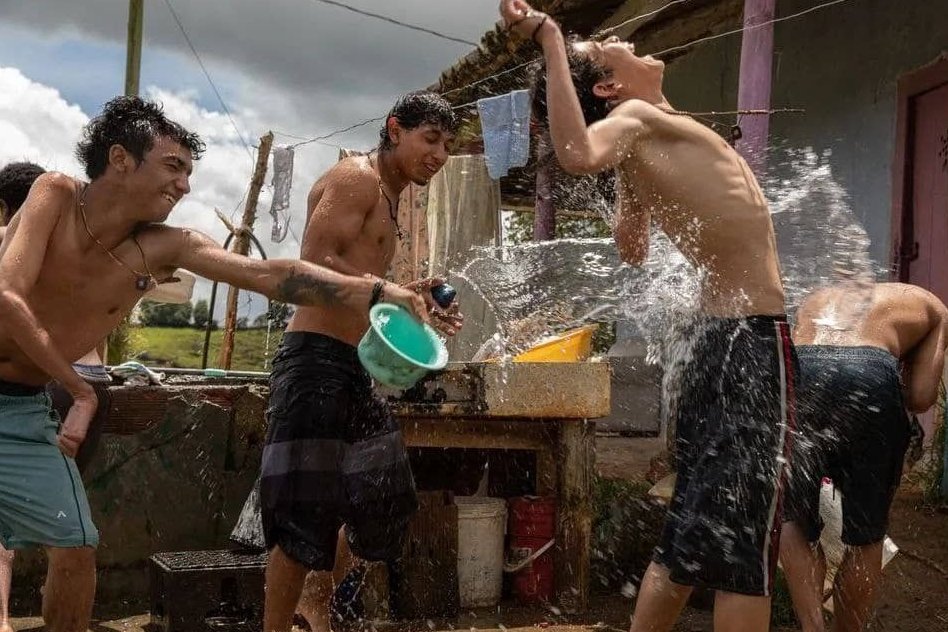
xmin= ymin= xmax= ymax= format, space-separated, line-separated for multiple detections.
xmin=905 ymin=313 xmax=948 ymax=413
xmin=173 ymin=230 xmax=429 ymax=323
xmin=499 ymin=0 xmax=647 ymax=175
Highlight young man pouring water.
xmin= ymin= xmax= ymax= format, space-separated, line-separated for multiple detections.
xmin=262 ymin=91 xmax=463 ymax=632
xmin=500 ymin=2 xmax=795 ymax=630
xmin=0 ymin=96 xmax=427 ymax=632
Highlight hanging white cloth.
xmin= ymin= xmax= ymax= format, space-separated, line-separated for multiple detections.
xmin=269 ymin=146 xmax=295 ymax=243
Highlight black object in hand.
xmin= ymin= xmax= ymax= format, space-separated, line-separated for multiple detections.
xmin=430 ymin=283 xmax=457 ymax=309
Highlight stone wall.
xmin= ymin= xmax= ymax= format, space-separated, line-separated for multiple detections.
xmin=11 ymin=386 xmax=267 ymax=618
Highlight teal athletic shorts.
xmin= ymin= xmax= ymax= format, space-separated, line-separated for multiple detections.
xmin=0 ymin=384 xmax=99 ymax=549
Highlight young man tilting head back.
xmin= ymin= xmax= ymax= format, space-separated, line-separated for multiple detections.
xmin=500 ymin=2 xmax=795 ymax=631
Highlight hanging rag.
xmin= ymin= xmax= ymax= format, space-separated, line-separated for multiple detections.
xmin=269 ymin=146 xmax=295 ymax=243
xmin=476 ymin=89 xmax=531 ymax=180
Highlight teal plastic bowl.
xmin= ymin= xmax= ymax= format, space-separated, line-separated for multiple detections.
xmin=358 ymin=303 xmax=449 ymax=389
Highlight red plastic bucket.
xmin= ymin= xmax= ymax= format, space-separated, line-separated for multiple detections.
xmin=506 ymin=497 xmax=555 ymax=604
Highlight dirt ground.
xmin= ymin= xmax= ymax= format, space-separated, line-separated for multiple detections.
xmin=594 ymin=436 xmax=948 ymax=632
xmin=11 ymin=436 xmax=948 ymax=632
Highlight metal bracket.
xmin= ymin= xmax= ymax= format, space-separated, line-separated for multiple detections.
xmin=899 ymin=241 xmax=920 ymax=262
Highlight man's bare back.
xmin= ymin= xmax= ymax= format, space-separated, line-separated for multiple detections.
xmin=288 ymin=156 xmax=398 ymax=346
xmin=613 ymin=101 xmax=785 ymax=317
xmin=794 ymin=282 xmax=948 ymax=411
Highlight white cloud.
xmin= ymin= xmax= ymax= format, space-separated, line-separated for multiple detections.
xmin=0 ymin=67 xmax=86 ymax=174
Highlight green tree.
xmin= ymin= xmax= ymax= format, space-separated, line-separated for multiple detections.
xmin=192 ymin=299 xmax=210 ymax=329
xmin=253 ymin=302 xmax=294 ymax=329
xmin=139 ymin=299 xmax=193 ymax=328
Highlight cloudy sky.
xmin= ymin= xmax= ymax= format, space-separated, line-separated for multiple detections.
xmin=0 ymin=0 xmax=499 ymax=319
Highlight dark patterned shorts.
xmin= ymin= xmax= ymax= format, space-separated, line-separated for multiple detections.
xmin=261 ymin=332 xmax=417 ymax=571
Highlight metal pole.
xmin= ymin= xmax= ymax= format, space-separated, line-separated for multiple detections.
xmin=533 ymin=163 xmax=555 ymax=241
xmin=735 ymin=0 xmax=776 ymax=176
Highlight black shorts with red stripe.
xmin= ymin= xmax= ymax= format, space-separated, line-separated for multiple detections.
xmin=654 ymin=315 xmax=797 ymax=597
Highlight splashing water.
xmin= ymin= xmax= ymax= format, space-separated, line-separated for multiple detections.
xmin=454 ymin=148 xmax=876 ymax=361
xmin=766 ymin=148 xmax=877 ymax=329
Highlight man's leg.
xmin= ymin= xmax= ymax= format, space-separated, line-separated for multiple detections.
xmin=713 ymin=592 xmax=771 ymax=632
xmin=831 ymin=542 xmax=883 ymax=632
xmin=628 ymin=562 xmax=693 ymax=632
xmin=779 ymin=522 xmax=827 ymax=632
xmin=42 ymin=546 xmax=95 ymax=632
xmin=264 ymin=545 xmax=310 ymax=632
xmin=0 ymin=545 xmax=13 ymax=632
xmin=297 ymin=529 xmax=356 ymax=632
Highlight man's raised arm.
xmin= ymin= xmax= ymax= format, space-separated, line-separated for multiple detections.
xmin=499 ymin=0 xmax=646 ymax=175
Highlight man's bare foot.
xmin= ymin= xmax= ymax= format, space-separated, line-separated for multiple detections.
xmin=1 ymin=620 xmax=15 ymax=632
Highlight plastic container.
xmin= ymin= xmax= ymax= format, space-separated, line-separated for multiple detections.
xmin=512 ymin=325 xmax=597 ymax=363
xmin=357 ymin=303 xmax=448 ymax=389
xmin=455 ymin=496 xmax=507 ymax=608
xmin=505 ymin=497 xmax=556 ymax=604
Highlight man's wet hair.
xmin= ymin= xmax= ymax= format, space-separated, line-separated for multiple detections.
xmin=379 ymin=91 xmax=458 ymax=149
xmin=0 ymin=161 xmax=45 ymax=224
xmin=530 ymin=35 xmax=611 ymax=127
xmin=76 ymin=96 xmax=206 ymax=180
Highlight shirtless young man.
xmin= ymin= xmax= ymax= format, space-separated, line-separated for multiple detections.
xmin=262 ymin=91 xmax=462 ymax=632
xmin=781 ymin=282 xmax=947 ymax=632
xmin=0 ymin=96 xmax=427 ymax=632
xmin=500 ymin=2 xmax=795 ymax=630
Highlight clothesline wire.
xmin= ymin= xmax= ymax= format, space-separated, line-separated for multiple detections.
xmin=274 ymin=0 xmax=852 ymax=150
xmin=279 ymin=0 xmax=694 ymax=147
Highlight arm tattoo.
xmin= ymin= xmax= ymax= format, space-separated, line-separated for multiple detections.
xmin=275 ymin=270 xmax=341 ymax=305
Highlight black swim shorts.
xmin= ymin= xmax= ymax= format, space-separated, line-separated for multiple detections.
xmin=654 ymin=315 xmax=797 ymax=597
xmin=260 ymin=332 xmax=418 ymax=571
xmin=784 ymin=345 xmax=911 ymax=546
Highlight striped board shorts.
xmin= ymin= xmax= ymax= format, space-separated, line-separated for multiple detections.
xmin=260 ymin=332 xmax=417 ymax=571
xmin=653 ymin=315 xmax=797 ymax=596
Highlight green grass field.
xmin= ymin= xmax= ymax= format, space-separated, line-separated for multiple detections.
xmin=128 ymin=326 xmax=282 ymax=371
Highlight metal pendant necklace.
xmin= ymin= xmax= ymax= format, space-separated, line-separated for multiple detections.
xmin=371 ymin=153 xmax=403 ymax=240
xmin=78 ymin=184 xmax=156 ymax=291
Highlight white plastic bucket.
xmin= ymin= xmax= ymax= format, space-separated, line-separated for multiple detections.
xmin=456 ymin=496 xmax=507 ymax=608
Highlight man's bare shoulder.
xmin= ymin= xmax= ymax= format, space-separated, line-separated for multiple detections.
xmin=878 ymin=282 xmax=946 ymax=314
xmin=320 ymin=156 xmax=376 ymax=189
xmin=21 ymin=171 xmax=77 ymax=215
xmin=608 ymin=99 xmax=662 ymax=126
xmin=308 ymin=155 xmax=378 ymax=208
xmin=309 ymin=155 xmax=380 ymax=217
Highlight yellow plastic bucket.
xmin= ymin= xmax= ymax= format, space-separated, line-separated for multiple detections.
xmin=512 ymin=325 xmax=597 ymax=363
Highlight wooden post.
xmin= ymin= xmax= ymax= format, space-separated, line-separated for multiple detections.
xmin=106 ymin=0 xmax=145 ymax=364
xmin=735 ymin=0 xmax=776 ymax=175
xmin=533 ymin=163 xmax=555 ymax=241
xmin=554 ymin=418 xmax=594 ymax=612
xmin=125 ymin=0 xmax=144 ymax=97
xmin=217 ymin=132 xmax=274 ymax=369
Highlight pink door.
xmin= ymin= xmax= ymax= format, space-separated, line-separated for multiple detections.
xmin=897 ymin=60 xmax=948 ymax=440
xmin=906 ymin=83 xmax=948 ymax=300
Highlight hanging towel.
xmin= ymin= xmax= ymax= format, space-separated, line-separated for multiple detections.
xmin=476 ymin=89 xmax=531 ymax=179
xmin=269 ymin=146 xmax=295 ymax=243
